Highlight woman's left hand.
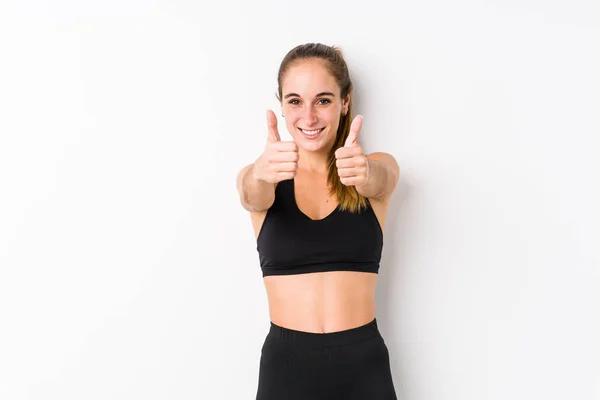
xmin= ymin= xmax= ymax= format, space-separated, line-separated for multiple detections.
xmin=335 ymin=115 xmax=370 ymax=187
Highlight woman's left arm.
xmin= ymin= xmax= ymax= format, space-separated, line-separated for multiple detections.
xmin=334 ymin=116 xmax=399 ymax=200
xmin=356 ymin=152 xmax=400 ymax=200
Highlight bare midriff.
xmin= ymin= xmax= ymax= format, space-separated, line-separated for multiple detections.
xmin=263 ymin=270 xmax=378 ymax=333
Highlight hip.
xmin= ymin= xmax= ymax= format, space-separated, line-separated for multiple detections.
xmin=256 ymin=318 xmax=397 ymax=399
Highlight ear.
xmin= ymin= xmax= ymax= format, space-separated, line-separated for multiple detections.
xmin=342 ymin=93 xmax=351 ymax=114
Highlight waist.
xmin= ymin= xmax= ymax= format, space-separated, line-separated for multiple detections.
xmin=267 ymin=318 xmax=381 ymax=348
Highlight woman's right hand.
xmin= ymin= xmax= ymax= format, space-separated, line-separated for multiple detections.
xmin=252 ymin=110 xmax=299 ymax=183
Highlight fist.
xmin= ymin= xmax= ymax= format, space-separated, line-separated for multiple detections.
xmin=253 ymin=110 xmax=299 ymax=183
xmin=335 ymin=115 xmax=369 ymax=187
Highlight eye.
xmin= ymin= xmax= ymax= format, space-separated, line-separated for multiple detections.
xmin=288 ymin=99 xmax=300 ymax=105
xmin=318 ymin=98 xmax=331 ymax=105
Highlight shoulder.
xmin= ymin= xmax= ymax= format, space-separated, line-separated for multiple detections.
xmin=366 ymin=152 xmax=400 ymax=177
xmin=236 ymin=164 xmax=254 ymax=195
xmin=366 ymin=152 xmax=400 ymax=202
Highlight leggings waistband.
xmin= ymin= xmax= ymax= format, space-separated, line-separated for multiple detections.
xmin=267 ymin=318 xmax=381 ymax=348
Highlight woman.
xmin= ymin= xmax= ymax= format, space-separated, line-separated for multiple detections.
xmin=236 ymin=43 xmax=400 ymax=400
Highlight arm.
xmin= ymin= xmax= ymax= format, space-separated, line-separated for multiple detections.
xmin=236 ymin=110 xmax=297 ymax=212
xmin=236 ymin=163 xmax=276 ymax=212
xmin=356 ymin=152 xmax=400 ymax=200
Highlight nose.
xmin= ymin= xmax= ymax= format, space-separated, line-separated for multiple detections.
xmin=303 ymin=105 xmax=318 ymax=126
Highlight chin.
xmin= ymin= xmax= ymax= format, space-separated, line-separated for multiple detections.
xmin=299 ymin=139 xmax=336 ymax=155
xmin=298 ymin=142 xmax=324 ymax=152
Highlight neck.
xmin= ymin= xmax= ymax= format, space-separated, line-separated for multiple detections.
xmin=298 ymin=148 xmax=330 ymax=174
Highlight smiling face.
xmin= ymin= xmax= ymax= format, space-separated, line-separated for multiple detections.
xmin=280 ymin=58 xmax=350 ymax=155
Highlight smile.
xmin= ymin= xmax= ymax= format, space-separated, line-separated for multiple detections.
xmin=298 ymin=127 xmax=325 ymax=136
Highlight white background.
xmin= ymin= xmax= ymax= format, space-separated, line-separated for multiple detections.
xmin=1 ymin=0 xmax=599 ymax=399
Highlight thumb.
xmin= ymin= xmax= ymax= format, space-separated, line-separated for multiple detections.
xmin=266 ymin=110 xmax=281 ymax=142
xmin=344 ymin=115 xmax=363 ymax=147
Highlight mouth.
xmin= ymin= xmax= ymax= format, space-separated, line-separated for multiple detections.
xmin=298 ymin=127 xmax=325 ymax=139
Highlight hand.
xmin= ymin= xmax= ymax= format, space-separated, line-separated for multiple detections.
xmin=335 ymin=115 xmax=370 ymax=187
xmin=252 ymin=110 xmax=299 ymax=183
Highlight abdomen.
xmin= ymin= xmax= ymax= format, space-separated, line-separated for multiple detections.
xmin=263 ymin=271 xmax=377 ymax=333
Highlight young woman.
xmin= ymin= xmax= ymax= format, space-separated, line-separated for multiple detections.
xmin=236 ymin=43 xmax=399 ymax=400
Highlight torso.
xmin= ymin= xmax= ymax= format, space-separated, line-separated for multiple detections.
xmin=250 ymin=170 xmax=390 ymax=333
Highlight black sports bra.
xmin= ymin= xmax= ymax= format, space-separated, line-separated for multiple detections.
xmin=256 ymin=179 xmax=383 ymax=277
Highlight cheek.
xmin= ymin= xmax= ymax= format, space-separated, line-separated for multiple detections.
xmin=323 ymin=107 xmax=341 ymax=122
xmin=282 ymin=107 xmax=300 ymax=123
xmin=285 ymin=119 xmax=301 ymax=137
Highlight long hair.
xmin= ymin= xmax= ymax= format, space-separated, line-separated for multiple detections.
xmin=276 ymin=43 xmax=368 ymax=213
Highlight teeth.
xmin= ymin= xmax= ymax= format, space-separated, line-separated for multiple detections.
xmin=301 ymin=128 xmax=323 ymax=135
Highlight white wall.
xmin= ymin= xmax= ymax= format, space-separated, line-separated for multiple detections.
xmin=1 ymin=1 xmax=599 ymax=399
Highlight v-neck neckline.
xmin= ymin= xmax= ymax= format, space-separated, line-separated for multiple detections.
xmin=290 ymin=178 xmax=339 ymax=222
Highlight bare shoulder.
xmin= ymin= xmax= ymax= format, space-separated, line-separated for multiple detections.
xmin=366 ymin=152 xmax=400 ymax=180
xmin=366 ymin=152 xmax=400 ymax=202
xmin=364 ymin=152 xmax=400 ymax=231
xmin=236 ymin=165 xmax=278 ymax=238
xmin=236 ymin=163 xmax=254 ymax=197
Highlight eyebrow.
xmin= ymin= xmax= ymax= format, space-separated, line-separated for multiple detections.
xmin=283 ymin=92 xmax=336 ymax=99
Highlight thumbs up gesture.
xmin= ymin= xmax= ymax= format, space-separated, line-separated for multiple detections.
xmin=253 ymin=110 xmax=299 ymax=183
xmin=335 ymin=115 xmax=370 ymax=187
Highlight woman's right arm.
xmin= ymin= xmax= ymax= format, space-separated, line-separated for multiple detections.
xmin=236 ymin=110 xmax=299 ymax=213
xmin=236 ymin=164 xmax=276 ymax=212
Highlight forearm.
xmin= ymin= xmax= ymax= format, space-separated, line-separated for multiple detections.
xmin=356 ymin=159 xmax=396 ymax=199
xmin=240 ymin=164 xmax=275 ymax=212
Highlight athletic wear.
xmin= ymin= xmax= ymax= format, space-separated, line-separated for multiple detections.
xmin=256 ymin=318 xmax=397 ymax=400
xmin=256 ymin=178 xmax=383 ymax=277
xmin=254 ymin=178 xmax=396 ymax=398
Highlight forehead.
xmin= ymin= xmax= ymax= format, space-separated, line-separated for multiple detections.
xmin=281 ymin=59 xmax=340 ymax=97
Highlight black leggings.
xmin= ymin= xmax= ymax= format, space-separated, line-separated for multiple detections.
xmin=256 ymin=318 xmax=397 ymax=400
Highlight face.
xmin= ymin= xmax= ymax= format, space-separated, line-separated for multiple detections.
xmin=280 ymin=58 xmax=350 ymax=154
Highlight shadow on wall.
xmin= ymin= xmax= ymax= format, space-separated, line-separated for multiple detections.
xmin=351 ymin=69 xmax=413 ymax=397
xmin=377 ymin=175 xmax=411 ymax=396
